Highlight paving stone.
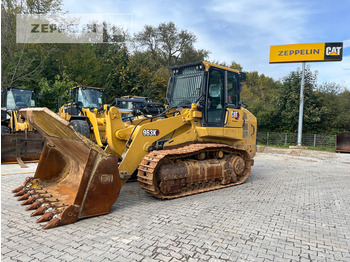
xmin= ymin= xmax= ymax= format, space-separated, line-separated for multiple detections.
xmin=155 ymin=254 xmax=172 ymax=262
xmin=2 ymin=152 xmax=350 ymax=262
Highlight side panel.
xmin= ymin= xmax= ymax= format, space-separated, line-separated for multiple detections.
xmin=118 ymin=114 xmax=188 ymax=185
xmin=237 ymin=109 xmax=257 ymax=158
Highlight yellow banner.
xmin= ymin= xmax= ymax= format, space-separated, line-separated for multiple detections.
xmin=270 ymin=43 xmax=325 ymax=63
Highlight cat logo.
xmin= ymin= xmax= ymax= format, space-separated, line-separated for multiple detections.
xmin=231 ymin=111 xmax=239 ymax=120
xmin=326 ymin=47 xmax=342 ymax=56
xmin=324 ymin=42 xmax=343 ymax=61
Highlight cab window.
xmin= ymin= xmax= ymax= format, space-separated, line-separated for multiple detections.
xmin=207 ymin=69 xmax=225 ymax=126
xmin=227 ymin=72 xmax=238 ymax=108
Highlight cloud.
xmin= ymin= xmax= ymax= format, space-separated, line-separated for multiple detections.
xmin=60 ymin=0 xmax=349 ymax=88
xmin=207 ymin=0 xmax=309 ymax=43
xmin=343 ymin=39 xmax=350 ymax=49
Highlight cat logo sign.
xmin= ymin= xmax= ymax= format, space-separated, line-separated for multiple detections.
xmin=324 ymin=43 xmax=343 ymax=61
xmin=269 ymin=42 xmax=343 ymax=63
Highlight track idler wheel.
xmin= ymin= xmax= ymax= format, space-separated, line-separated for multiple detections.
xmin=231 ymin=156 xmax=246 ymax=176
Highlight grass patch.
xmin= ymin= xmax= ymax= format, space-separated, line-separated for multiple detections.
xmin=307 ymin=146 xmax=335 ymax=152
xmin=258 ymin=143 xmax=335 ymax=152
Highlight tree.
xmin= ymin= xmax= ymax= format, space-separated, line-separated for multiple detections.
xmin=316 ymin=82 xmax=350 ymax=133
xmin=274 ymin=67 xmax=323 ymax=133
xmin=38 ymin=73 xmax=74 ymax=111
xmin=1 ymin=0 xmax=63 ymax=90
xmin=241 ymin=71 xmax=281 ymax=131
xmin=134 ymin=22 xmax=209 ymax=68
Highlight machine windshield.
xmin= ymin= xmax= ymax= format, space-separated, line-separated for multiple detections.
xmin=77 ymin=88 xmax=103 ymax=108
xmin=6 ymin=89 xmax=35 ymax=110
xmin=167 ymin=64 xmax=205 ymax=107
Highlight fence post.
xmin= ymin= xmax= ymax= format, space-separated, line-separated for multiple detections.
xmin=267 ymin=132 xmax=269 ymax=145
xmin=285 ymin=134 xmax=288 ymax=145
xmin=314 ymin=134 xmax=316 ymax=147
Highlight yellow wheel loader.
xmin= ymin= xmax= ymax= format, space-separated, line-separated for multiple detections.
xmin=59 ymin=86 xmax=164 ymax=147
xmin=1 ymin=88 xmax=45 ymax=166
xmin=13 ymin=61 xmax=257 ymax=229
xmin=58 ymin=85 xmax=106 ymax=147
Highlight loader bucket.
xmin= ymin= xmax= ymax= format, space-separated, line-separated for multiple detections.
xmin=335 ymin=132 xmax=350 ymax=153
xmin=13 ymin=108 xmax=121 ymax=229
xmin=1 ymin=132 xmax=45 ymax=166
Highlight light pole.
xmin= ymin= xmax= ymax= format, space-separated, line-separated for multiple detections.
xmin=297 ymin=62 xmax=306 ymax=147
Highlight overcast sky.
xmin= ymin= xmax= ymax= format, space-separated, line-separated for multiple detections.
xmin=62 ymin=0 xmax=350 ymax=88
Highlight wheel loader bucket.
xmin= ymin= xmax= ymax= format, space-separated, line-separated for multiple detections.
xmin=1 ymin=131 xmax=45 ymax=165
xmin=12 ymin=108 xmax=121 ymax=229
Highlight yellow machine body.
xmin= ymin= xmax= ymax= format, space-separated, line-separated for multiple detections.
xmin=13 ymin=61 xmax=257 ymax=229
xmin=58 ymin=86 xmax=106 ymax=147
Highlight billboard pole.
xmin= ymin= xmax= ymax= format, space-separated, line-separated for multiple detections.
xmin=297 ymin=62 xmax=306 ymax=146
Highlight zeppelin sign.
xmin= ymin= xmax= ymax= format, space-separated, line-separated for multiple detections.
xmin=269 ymin=42 xmax=343 ymax=63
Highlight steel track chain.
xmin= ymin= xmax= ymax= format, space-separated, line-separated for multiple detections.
xmin=137 ymin=143 xmax=253 ymax=199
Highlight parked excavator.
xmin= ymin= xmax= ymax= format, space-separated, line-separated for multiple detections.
xmin=12 ymin=61 xmax=257 ymax=229
xmin=1 ymin=88 xmax=45 ymax=166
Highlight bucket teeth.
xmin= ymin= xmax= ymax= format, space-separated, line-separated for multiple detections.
xmin=12 ymin=185 xmax=24 ymax=193
xmin=43 ymin=218 xmax=62 ymax=230
xmin=31 ymin=206 xmax=48 ymax=217
xmin=14 ymin=188 xmax=28 ymax=197
xmin=11 ymin=108 xmax=122 ymax=230
xmin=24 ymin=176 xmax=34 ymax=184
xmin=17 ymin=192 xmax=31 ymax=201
xmin=36 ymin=211 xmax=55 ymax=223
xmin=21 ymin=196 xmax=37 ymax=205
xmin=26 ymin=200 xmax=43 ymax=211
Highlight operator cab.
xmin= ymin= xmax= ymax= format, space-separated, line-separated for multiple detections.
xmin=166 ymin=61 xmax=246 ymax=127
xmin=69 ymin=86 xmax=103 ymax=109
xmin=2 ymin=88 xmax=36 ymax=110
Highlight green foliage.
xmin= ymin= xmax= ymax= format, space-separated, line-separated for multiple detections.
xmin=316 ymin=83 xmax=350 ymax=133
xmin=134 ymin=21 xmax=209 ymax=67
xmin=1 ymin=0 xmax=63 ymax=90
xmin=275 ymin=67 xmax=323 ymax=133
xmin=241 ymin=71 xmax=281 ymax=131
xmin=38 ymin=73 xmax=75 ymax=111
xmin=241 ymin=65 xmax=348 ymax=134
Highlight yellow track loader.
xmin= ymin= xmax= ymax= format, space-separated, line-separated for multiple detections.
xmin=13 ymin=61 xmax=257 ymax=229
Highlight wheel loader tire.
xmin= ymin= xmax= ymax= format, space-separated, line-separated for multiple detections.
xmin=1 ymin=125 xmax=9 ymax=134
xmin=70 ymin=120 xmax=90 ymax=138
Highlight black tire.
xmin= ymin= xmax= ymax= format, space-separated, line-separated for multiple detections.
xmin=1 ymin=125 xmax=10 ymax=134
xmin=70 ymin=120 xmax=90 ymax=138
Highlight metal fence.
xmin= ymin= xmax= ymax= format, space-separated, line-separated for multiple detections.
xmin=257 ymin=132 xmax=336 ymax=148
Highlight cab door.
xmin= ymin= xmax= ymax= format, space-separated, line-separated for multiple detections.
xmin=224 ymin=71 xmax=244 ymax=129
xmin=205 ymin=68 xmax=225 ymax=127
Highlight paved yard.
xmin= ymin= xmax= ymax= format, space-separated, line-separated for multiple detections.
xmin=2 ymin=149 xmax=350 ymax=261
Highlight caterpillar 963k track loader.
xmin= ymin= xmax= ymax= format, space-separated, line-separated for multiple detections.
xmin=12 ymin=61 xmax=257 ymax=229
